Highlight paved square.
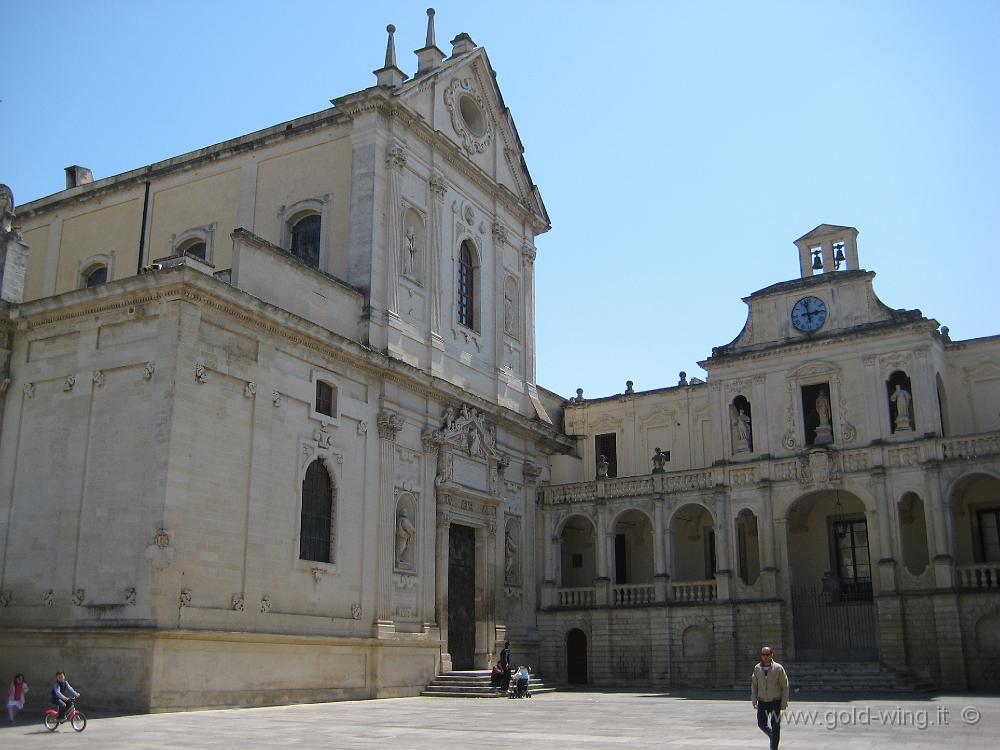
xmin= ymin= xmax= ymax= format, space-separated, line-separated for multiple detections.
xmin=2 ymin=691 xmax=995 ymax=749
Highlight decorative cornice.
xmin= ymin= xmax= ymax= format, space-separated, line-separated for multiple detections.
xmin=12 ymin=270 xmax=573 ymax=452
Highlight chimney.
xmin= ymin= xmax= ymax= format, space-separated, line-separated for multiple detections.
xmin=65 ymin=165 xmax=94 ymax=189
xmin=415 ymin=8 xmax=445 ymax=76
xmin=450 ymin=32 xmax=476 ymax=57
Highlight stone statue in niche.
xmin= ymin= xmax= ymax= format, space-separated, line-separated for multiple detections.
xmin=504 ymin=289 xmax=514 ymax=335
xmin=395 ymin=507 xmax=416 ymax=569
xmin=597 ymin=455 xmax=609 ymax=479
xmin=505 ymin=524 xmax=519 ymax=584
xmin=733 ymin=407 xmax=752 ymax=454
xmin=890 ymin=384 xmax=913 ymax=432
xmin=651 ymin=447 xmax=668 ymax=474
xmin=815 ymin=391 xmax=831 ymax=427
xmin=814 ymin=390 xmax=833 ymax=445
xmin=403 ymin=226 xmax=417 ymax=277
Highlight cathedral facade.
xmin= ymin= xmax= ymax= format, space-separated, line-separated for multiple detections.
xmin=1 ymin=12 xmax=998 ymax=711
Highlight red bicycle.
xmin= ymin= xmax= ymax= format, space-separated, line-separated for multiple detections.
xmin=44 ymin=698 xmax=86 ymax=732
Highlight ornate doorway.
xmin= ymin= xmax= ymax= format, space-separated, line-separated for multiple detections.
xmin=448 ymin=524 xmax=476 ymax=669
xmin=566 ymin=628 xmax=588 ymax=684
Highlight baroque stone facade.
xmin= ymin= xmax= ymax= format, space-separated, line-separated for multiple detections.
xmin=1 ymin=13 xmax=998 ymax=713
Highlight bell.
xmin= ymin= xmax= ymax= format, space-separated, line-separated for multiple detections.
xmin=811 ymin=252 xmax=823 ymax=270
xmin=834 ymin=246 xmax=846 ymax=266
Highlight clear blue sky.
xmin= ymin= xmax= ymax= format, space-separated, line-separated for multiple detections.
xmin=4 ymin=1 xmax=998 ymax=400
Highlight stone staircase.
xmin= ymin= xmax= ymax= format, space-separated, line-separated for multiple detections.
xmin=421 ymin=670 xmax=559 ymax=698
xmin=785 ymin=662 xmax=935 ymax=692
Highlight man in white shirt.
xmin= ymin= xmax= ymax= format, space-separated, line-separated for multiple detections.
xmin=751 ymin=646 xmax=789 ymax=749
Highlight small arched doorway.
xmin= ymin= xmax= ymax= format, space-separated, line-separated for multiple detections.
xmin=566 ymin=629 xmax=588 ymax=685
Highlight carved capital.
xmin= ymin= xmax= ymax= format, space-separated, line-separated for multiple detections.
xmin=421 ymin=427 xmax=445 ymax=454
xmin=194 ymin=363 xmax=207 ymax=384
xmin=378 ymin=410 xmax=405 ymax=441
xmin=63 ymin=374 xmax=76 ymax=392
xmin=244 ymin=381 xmax=257 ymax=398
xmin=520 ymin=243 xmax=536 ymax=266
xmin=386 ymin=143 xmax=408 ymax=172
xmin=429 ymin=172 xmax=447 ymax=201
xmin=143 ymin=361 xmax=155 ymax=380
xmin=259 ymin=595 xmax=271 ymax=614
xmin=492 ymin=220 xmax=508 ymax=246
xmin=92 ymin=370 xmax=105 ymax=387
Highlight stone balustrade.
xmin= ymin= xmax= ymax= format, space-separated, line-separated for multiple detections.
xmin=671 ymin=580 xmax=717 ymax=603
xmin=539 ymin=430 xmax=1000 ymax=508
xmin=957 ymin=563 xmax=1000 ymax=590
xmin=558 ymin=587 xmax=596 ymax=607
xmin=612 ymin=583 xmax=656 ymax=606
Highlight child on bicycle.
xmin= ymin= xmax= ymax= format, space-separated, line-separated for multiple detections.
xmin=51 ymin=671 xmax=80 ymax=723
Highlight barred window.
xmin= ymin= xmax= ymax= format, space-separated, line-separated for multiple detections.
xmin=458 ymin=241 xmax=475 ymax=329
xmin=299 ymin=460 xmax=334 ymax=563
xmin=290 ymin=214 xmax=322 ymax=269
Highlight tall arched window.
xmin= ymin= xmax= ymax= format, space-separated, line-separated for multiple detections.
xmin=458 ymin=240 xmax=476 ymax=329
xmin=290 ymin=214 xmax=322 ymax=269
xmin=299 ymin=460 xmax=334 ymax=563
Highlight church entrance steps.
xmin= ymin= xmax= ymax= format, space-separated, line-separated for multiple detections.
xmin=778 ymin=662 xmax=935 ymax=692
xmin=421 ymin=670 xmax=559 ymax=698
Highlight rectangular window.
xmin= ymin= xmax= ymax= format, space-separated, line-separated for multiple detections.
xmin=594 ymin=433 xmax=618 ymax=478
xmin=979 ymin=509 xmax=1000 ymax=562
xmin=315 ymin=381 xmax=335 ymax=417
xmin=832 ymin=518 xmax=872 ymax=596
xmin=572 ymin=553 xmax=583 ymax=569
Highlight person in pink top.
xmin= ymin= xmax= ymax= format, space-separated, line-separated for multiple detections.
xmin=6 ymin=673 xmax=29 ymax=723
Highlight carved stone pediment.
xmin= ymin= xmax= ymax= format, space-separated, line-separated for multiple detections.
xmin=439 ymin=404 xmax=499 ymax=461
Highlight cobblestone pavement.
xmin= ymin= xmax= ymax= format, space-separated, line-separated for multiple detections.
xmin=1 ymin=691 xmax=996 ymax=749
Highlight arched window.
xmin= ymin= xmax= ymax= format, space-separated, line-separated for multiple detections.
xmin=84 ymin=265 xmax=108 ymax=288
xmin=299 ymin=460 xmax=334 ymax=563
xmin=290 ymin=214 xmax=322 ymax=269
xmin=458 ymin=240 xmax=476 ymax=329
xmin=178 ymin=239 xmax=207 ymax=260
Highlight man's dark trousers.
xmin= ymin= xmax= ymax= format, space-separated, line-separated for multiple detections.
xmin=756 ymin=699 xmax=781 ymax=749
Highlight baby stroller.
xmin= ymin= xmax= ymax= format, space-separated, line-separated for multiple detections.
xmin=509 ymin=666 xmax=531 ymax=698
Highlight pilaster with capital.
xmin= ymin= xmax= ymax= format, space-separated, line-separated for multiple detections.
xmin=713 ymin=490 xmax=733 ymax=601
xmin=428 ymin=172 xmax=446 ymax=339
xmin=385 ymin=143 xmax=407 ymax=317
xmin=924 ymin=461 xmax=956 ymax=588
xmin=520 ymin=243 xmax=537 ymax=383
xmin=435 ymin=511 xmax=452 ymax=668
xmin=653 ymin=496 xmax=669 ymax=600
xmin=376 ymin=410 xmax=404 ymax=625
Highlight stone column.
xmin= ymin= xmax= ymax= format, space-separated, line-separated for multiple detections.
xmin=757 ymin=480 xmax=778 ymax=598
xmin=435 ymin=511 xmax=452 ymax=670
xmin=421 ymin=428 xmax=443 ymax=627
xmin=376 ymin=410 xmax=404 ymax=632
xmin=427 ymin=172 xmax=446 ymax=341
xmin=594 ymin=505 xmax=611 ymax=605
xmin=484 ymin=519 xmax=498 ymax=666
xmin=653 ymin=495 xmax=669 ymax=600
xmin=663 ymin=526 xmax=675 ymax=601
xmin=385 ymin=143 xmax=407 ymax=317
xmin=714 ymin=491 xmax=733 ymax=601
xmin=869 ymin=470 xmax=897 ymax=593
xmin=925 ymin=461 xmax=956 ymax=588
xmin=862 ymin=354 xmax=890 ymax=439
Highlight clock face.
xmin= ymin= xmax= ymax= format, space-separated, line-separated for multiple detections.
xmin=791 ymin=296 xmax=828 ymax=332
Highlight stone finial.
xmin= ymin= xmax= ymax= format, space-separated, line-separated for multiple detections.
xmin=575 ymin=388 xmax=584 ymax=403
xmin=450 ymin=32 xmax=476 ymax=57
xmin=416 ymin=8 xmax=446 ymax=75
xmin=625 ymin=380 xmax=634 ymax=395
xmin=374 ymin=23 xmax=408 ymax=88
xmin=678 ymin=371 xmax=688 ymax=386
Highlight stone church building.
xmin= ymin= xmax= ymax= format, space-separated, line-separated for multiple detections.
xmin=1 ymin=11 xmax=998 ymax=711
